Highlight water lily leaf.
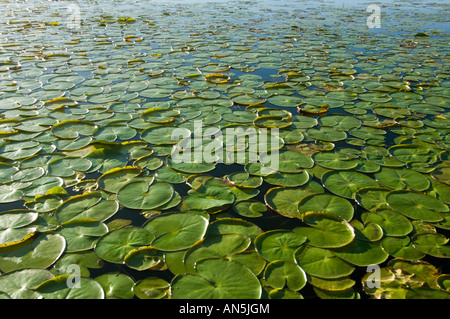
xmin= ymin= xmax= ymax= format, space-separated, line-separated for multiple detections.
xmin=51 ymin=120 xmax=97 ymax=139
xmin=330 ymin=239 xmax=389 ymax=267
xmin=297 ymin=194 xmax=354 ymax=221
xmin=233 ymin=200 xmax=267 ymax=218
xmin=0 ymin=210 xmax=38 ymax=247
xmin=361 ymin=210 xmax=413 ymax=237
xmin=117 ymin=180 xmax=174 ymax=211
xmin=52 ymin=251 xmax=104 ymax=277
xmin=227 ymin=172 xmax=263 ymax=188
xmin=94 ymin=226 xmax=155 ymax=263
xmin=254 ymin=230 xmax=306 ymax=263
xmin=55 ymin=192 xmax=119 ymax=223
xmin=207 ymin=218 xmax=263 ymax=240
xmin=264 ymin=171 xmax=309 ymax=187
xmin=412 ymin=233 xmax=450 ymax=258
xmin=35 ymin=275 xmax=104 ymax=299
xmin=355 ymin=187 xmax=391 ymax=212
xmin=133 ymin=277 xmax=170 ymax=299
xmin=294 ymin=246 xmax=355 ymax=279
xmin=141 ymin=126 xmax=190 ymax=145
xmin=264 ymin=260 xmax=307 ymax=291
xmin=351 ymin=220 xmax=384 ymax=242
xmin=275 ymin=150 xmax=314 ymax=173
xmin=57 ymin=219 xmax=108 ymax=252
xmin=171 ymin=257 xmax=261 ymax=299
xmin=0 ymin=233 xmax=66 ymax=272
xmin=268 ymin=95 xmax=303 ymax=108
xmin=322 ymin=170 xmax=378 ymax=199
xmin=306 ymin=126 xmax=347 ymax=142
xmin=0 ymin=269 xmax=54 ymax=299
xmin=313 ymin=151 xmax=358 ymax=170
xmin=0 ymin=163 xmax=18 ymax=183
xmin=381 ymin=236 xmax=426 ymax=261
xmin=386 ymin=190 xmax=448 ymax=222
xmin=48 ymin=157 xmax=92 ymax=177
xmin=95 ymin=273 xmax=135 ymax=299
xmin=184 ymin=185 xmax=235 ymax=211
xmin=93 ymin=124 xmax=137 ymax=142
xmin=0 ymin=184 xmax=24 ymax=204
xmin=143 ymin=212 xmax=209 ymax=251
xmin=97 ymin=166 xmax=144 ymax=193
xmin=308 ymin=276 xmax=355 ymax=292
xmin=167 ymin=158 xmax=216 ymax=174
xmin=374 ymin=167 xmax=430 ymax=191
xmin=124 ymin=246 xmax=164 ymax=271
xmin=294 ymin=212 xmax=355 ymax=248
xmin=184 ymin=233 xmax=251 ymax=273
xmin=0 ymin=141 xmax=42 ymax=161
xmin=265 ymin=187 xmax=314 ymax=218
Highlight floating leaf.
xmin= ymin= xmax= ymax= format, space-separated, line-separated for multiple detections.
xmin=171 ymin=258 xmax=261 ymax=299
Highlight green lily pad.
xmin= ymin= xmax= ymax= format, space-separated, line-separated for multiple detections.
xmin=0 ymin=233 xmax=66 ymax=272
xmin=117 ymin=180 xmax=174 ymax=211
xmin=264 ymin=171 xmax=309 ymax=187
xmin=297 ymin=194 xmax=354 ymax=221
xmin=381 ymin=236 xmax=426 ymax=261
xmin=361 ymin=210 xmax=413 ymax=237
xmin=355 ymin=187 xmax=391 ymax=212
xmin=184 ymin=185 xmax=235 ymax=211
xmin=294 ymin=246 xmax=355 ymax=279
xmin=412 ymin=233 xmax=450 ymax=258
xmin=51 ymin=120 xmax=97 ymax=139
xmin=124 ymin=246 xmax=164 ymax=271
xmin=322 ymin=170 xmax=378 ymax=199
xmin=94 ymin=226 xmax=155 ymax=263
xmin=330 ymin=239 xmax=389 ymax=267
xmin=95 ymin=273 xmax=135 ymax=299
xmin=374 ymin=167 xmax=430 ymax=191
xmin=57 ymin=219 xmax=108 ymax=253
xmin=265 ymin=187 xmax=314 ymax=218
xmin=0 ymin=269 xmax=54 ymax=299
xmin=133 ymin=277 xmax=170 ymax=299
xmin=294 ymin=212 xmax=355 ymax=248
xmin=0 ymin=210 xmax=38 ymax=247
xmin=97 ymin=166 xmax=144 ymax=193
xmin=254 ymin=230 xmax=306 ymax=262
xmin=143 ymin=212 xmax=209 ymax=251
xmin=35 ymin=275 xmax=104 ymax=299
xmin=386 ymin=190 xmax=448 ymax=222
xmin=313 ymin=151 xmax=358 ymax=170
xmin=171 ymin=257 xmax=261 ymax=299
xmin=233 ymin=200 xmax=267 ymax=218
xmin=264 ymin=260 xmax=307 ymax=291
xmin=55 ymin=192 xmax=119 ymax=223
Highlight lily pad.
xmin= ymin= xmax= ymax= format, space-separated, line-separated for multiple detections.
xmin=297 ymin=194 xmax=354 ymax=221
xmin=0 ymin=233 xmax=66 ymax=272
xmin=117 ymin=180 xmax=174 ymax=211
xmin=254 ymin=230 xmax=306 ymax=262
xmin=322 ymin=170 xmax=378 ymax=199
xmin=264 ymin=260 xmax=307 ymax=291
xmin=94 ymin=226 xmax=155 ymax=263
xmin=294 ymin=212 xmax=355 ymax=248
xmin=294 ymin=246 xmax=355 ymax=279
xmin=171 ymin=257 xmax=262 ymax=299
xmin=143 ymin=212 xmax=209 ymax=251
xmin=386 ymin=190 xmax=448 ymax=222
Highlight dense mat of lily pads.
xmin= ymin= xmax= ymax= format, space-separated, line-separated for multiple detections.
xmin=0 ymin=0 xmax=449 ymax=299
